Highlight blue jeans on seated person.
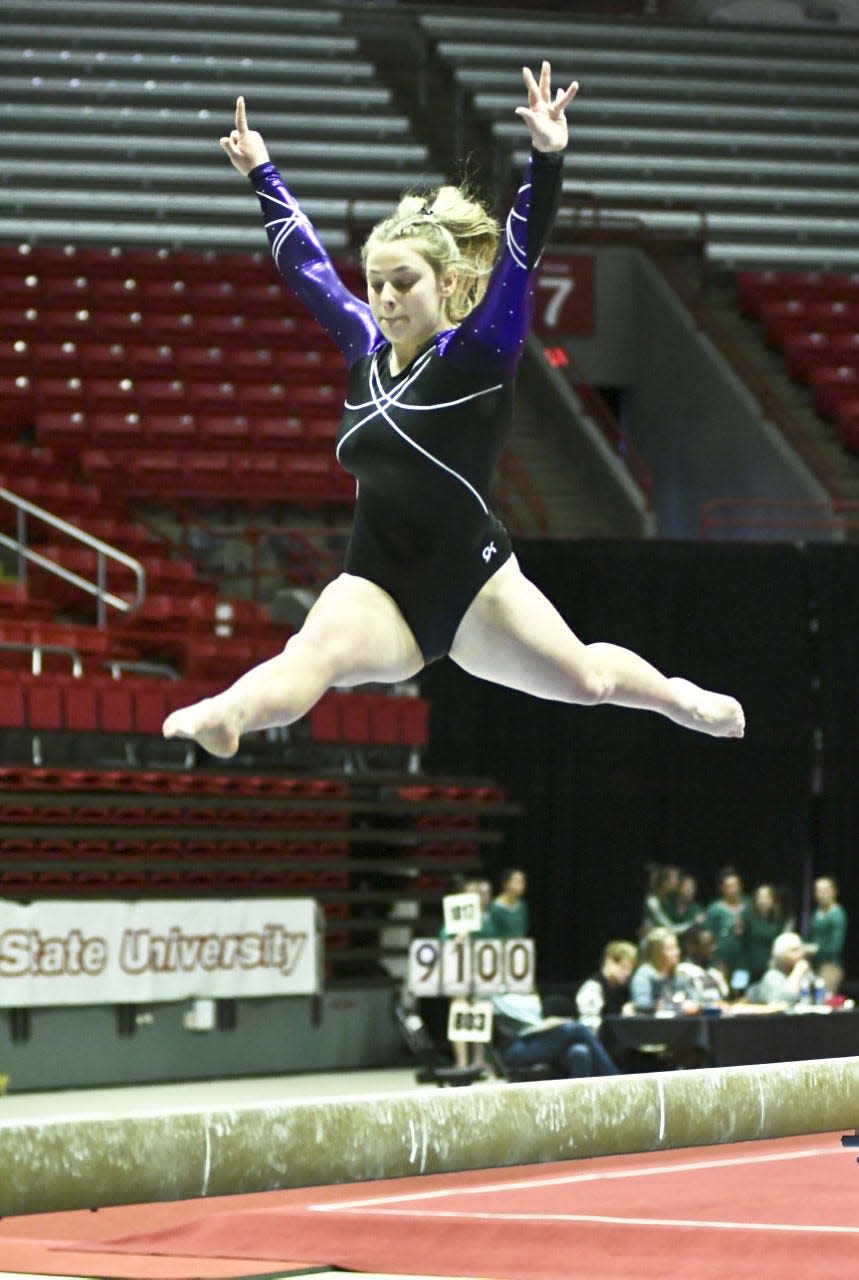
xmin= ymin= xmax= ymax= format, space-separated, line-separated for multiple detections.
xmin=501 ymin=1019 xmax=619 ymax=1079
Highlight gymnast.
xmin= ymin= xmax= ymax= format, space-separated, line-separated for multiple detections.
xmin=163 ymin=62 xmax=745 ymax=758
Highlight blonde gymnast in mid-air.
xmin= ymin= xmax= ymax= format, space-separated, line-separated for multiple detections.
xmin=163 ymin=63 xmax=744 ymax=758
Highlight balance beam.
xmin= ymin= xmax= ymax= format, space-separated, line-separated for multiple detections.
xmin=1 ymin=1056 xmax=857 ymax=1216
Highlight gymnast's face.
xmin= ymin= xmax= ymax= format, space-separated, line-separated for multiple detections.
xmin=365 ymin=240 xmax=457 ymax=366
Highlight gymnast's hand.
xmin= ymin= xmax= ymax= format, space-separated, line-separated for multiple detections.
xmin=220 ymin=95 xmax=270 ymax=175
xmin=515 ymin=61 xmax=579 ymax=153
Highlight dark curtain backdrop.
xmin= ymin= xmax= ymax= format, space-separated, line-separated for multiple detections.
xmin=807 ymin=545 xmax=859 ymax=979
xmin=420 ymin=540 xmax=844 ymax=984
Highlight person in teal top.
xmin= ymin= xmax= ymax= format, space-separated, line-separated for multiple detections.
xmin=743 ymin=883 xmax=785 ymax=983
xmin=488 ymin=868 xmax=530 ymax=939
xmin=806 ymin=876 xmax=847 ymax=994
xmin=704 ymin=867 xmax=749 ymax=986
xmin=670 ymin=872 xmax=706 ymax=949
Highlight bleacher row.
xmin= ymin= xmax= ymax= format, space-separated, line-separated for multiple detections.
xmin=0 ymin=675 xmax=429 ymax=752
xmin=737 ymin=269 xmax=859 ymax=451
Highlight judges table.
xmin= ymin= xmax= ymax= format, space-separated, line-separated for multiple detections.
xmin=602 ymin=1008 xmax=859 ymax=1069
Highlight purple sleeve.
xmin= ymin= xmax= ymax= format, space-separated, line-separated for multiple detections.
xmin=443 ymin=149 xmax=565 ymax=377
xmin=248 ymin=161 xmax=380 ymax=367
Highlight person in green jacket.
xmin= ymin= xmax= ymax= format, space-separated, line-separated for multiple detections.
xmin=806 ymin=876 xmax=847 ymax=994
xmin=488 ymin=868 xmax=530 ymax=939
xmin=704 ymin=866 xmax=749 ymax=988
xmin=743 ymin=883 xmax=786 ymax=983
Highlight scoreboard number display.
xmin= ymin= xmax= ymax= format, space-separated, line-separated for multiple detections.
xmin=447 ymin=997 xmax=494 ymax=1044
xmin=407 ymin=938 xmax=535 ymax=996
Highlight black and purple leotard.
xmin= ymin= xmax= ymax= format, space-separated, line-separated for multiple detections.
xmin=249 ymin=149 xmax=564 ymax=662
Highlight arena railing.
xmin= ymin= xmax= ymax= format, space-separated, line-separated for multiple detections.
xmin=0 ymin=486 xmax=145 ymax=627
xmin=699 ymin=497 xmax=859 ymax=541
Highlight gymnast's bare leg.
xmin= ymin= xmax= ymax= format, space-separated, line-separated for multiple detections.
xmin=162 ymin=574 xmax=424 ymax=757
xmin=449 ymin=556 xmax=745 ymax=738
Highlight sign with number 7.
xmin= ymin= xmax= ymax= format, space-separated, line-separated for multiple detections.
xmin=534 ymin=256 xmax=595 ymax=335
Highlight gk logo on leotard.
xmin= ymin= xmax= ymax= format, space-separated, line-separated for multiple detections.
xmin=482 ymin=541 xmax=497 ymax=564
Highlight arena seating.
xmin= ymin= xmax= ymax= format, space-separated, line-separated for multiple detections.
xmin=421 ymin=10 xmax=859 ymax=269
xmin=0 ymin=753 xmax=513 ymax=977
xmin=1 ymin=1 xmax=443 ymax=250
xmin=737 ymin=269 xmax=859 ymax=454
xmin=0 ymin=242 xmax=353 ymax=503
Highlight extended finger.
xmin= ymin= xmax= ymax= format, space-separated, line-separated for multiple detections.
xmin=235 ymin=95 xmax=248 ymax=134
xmin=521 ymin=66 xmax=539 ymax=108
xmin=539 ymin=60 xmax=552 ymax=98
xmin=556 ymin=80 xmax=579 ymax=110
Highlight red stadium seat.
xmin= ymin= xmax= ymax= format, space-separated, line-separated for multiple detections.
xmin=253 ymin=414 xmax=306 ymax=450
xmin=339 ymin=693 xmax=371 ymax=744
xmin=137 ymin=378 xmax=187 ymax=413
xmin=0 ymin=374 xmax=34 ymax=427
xmin=30 ymin=340 xmax=81 ymax=376
xmin=33 ymin=375 xmax=86 ymax=413
xmin=0 ymin=307 xmax=44 ymax=340
xmin=398 ymin=697 xmax=429 ymax=746
xmin=368 ymin=695 xmax=400 ymax=745
xmin=126 ymin=343 xmax=176 ymax=377
xmin=62 ymin=679 xmax=99 ymax=732
xmin=186 ymin=281 xmax=240 ymax=313
xmin=196 ymin=413 xmax=250 ymax=447
xmin=829 ymin=332 xmax=859 ymax=364
xmin=760 ymin=300 xmax=808 ymax=347
xmin=84 ymin=377 xmax=139 ymax=413
xmin=79 ymin=341 xmax=131 ymax=376
xmin=96 ymin=683 xmax=134 ymax=733
xmin=310 ymin=694 xmax=340 ymax=742
xmin=781 ymin=331 xmax=830 ymax=381
xmin=89 ymin=277 xmax=143 ymax=309
xmin=810 ymin=365 xmax=859 ymax=417
xmin=25 ymin=678 xmax=63 ymax=731
xmin=34 ymin=408 xmax=88 ymax=448
xmin=172 ymin=345 xmax=225 ymax=377
xmin=89 ymin=412 xmax=144 ymax=447
xmin=0 ymin=682 xmax=26 ymax=728
xmin=131 ymin=681 xmax=171 ymax=734
xmin=138 ymin=279 xmax=190 ymax=310
xmin=146 ymin=413 xmax=198 ymax=447
xmin=806 ymin=300 xmax=859 ymax=333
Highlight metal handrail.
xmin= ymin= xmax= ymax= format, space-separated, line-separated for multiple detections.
xmin=700 ymin=497 xmax=859 ymax=540
xmin=0 ymin=640 xmax=83 ymax=677
xmin=0 ymin=487 xmax=145 ymax=627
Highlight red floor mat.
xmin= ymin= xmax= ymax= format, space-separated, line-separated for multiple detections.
xmin=0 ymin=1133 xmax=855 ymax=1280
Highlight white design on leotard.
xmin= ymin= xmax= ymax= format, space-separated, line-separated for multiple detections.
xmin=259 ymin=189 xmax=309 ymax=264
xmin=505 ymin=182 xmax=530 ymax=271
xmin=365 ymin=352 xmax=495 ymax=515
xmin=337 ymin=348 xmax=503 ymax=515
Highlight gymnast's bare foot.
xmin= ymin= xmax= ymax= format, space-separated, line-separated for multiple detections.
xmin=162 ymin=698 xmax=240 ymax=758
xmin=665 ymin=678 xmax=745 ymax=738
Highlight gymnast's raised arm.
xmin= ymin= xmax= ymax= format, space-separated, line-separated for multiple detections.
xmin=446 ymin=62 xmax=578 ymax=376
xmin=220 ymin=96 xmax=378 ymax=366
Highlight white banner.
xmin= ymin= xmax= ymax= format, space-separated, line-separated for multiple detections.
xmin=0 ymin=898 xmax=321 ymax=1007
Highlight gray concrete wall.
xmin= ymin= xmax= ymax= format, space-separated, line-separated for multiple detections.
xmin=0 ymin=987 xmax=405 ymax=1091
xmin=564 ymin=248 xmax=829 ymax=538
